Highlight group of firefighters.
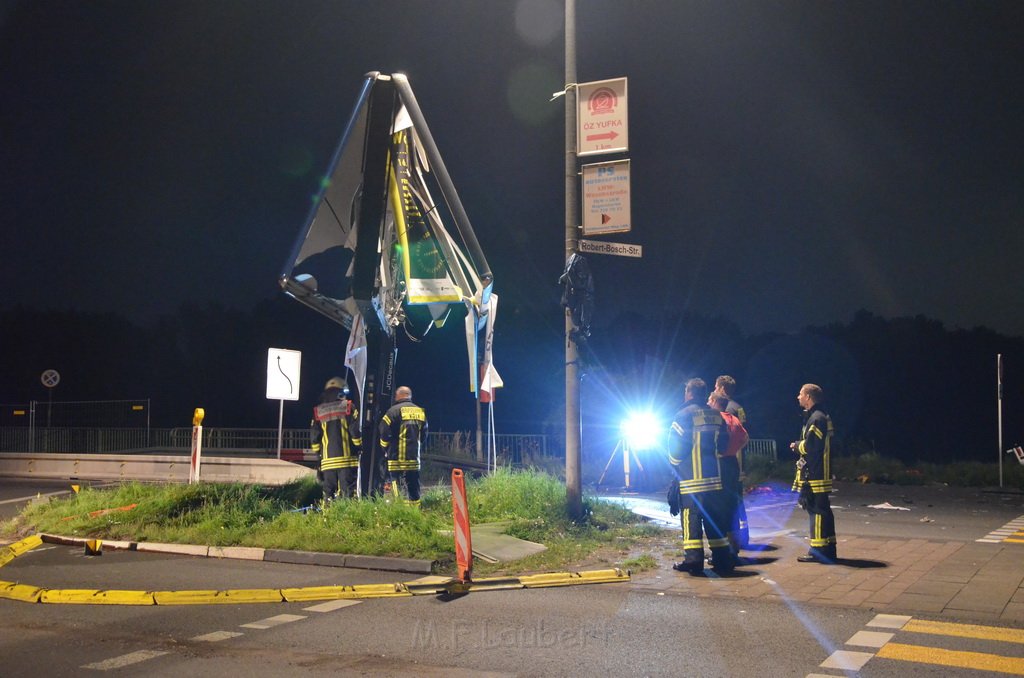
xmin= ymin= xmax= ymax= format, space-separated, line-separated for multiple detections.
xmin=310 ymin=371 xmax=837 ymax=573
xmin=310 ymin=377 xmax=428 ymax=507
xmin=668 ymin=375 xmax=836 ymax=575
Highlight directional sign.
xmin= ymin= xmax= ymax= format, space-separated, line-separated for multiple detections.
xmin=266 ymin=348 xmax=302 ymax=401
xmin=577 ymin=77 xmax=628 ymax=156
xmin=582 ymin=159 xmax=631 ymax=235
xmin=40 ymin=369 xmax=60 ymax=388
xmin=579 ymin=239 xmax=642 ymax=258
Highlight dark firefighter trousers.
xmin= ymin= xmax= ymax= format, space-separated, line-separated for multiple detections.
xmin=680 ymin=490 xmax=734 ymax=570
xmin=799 ymin=482 xmax=837 ymax=558
xmin=718 ymin=456 xmax=750 ymax=549
xmin=322 ymin=467 xmax=357 ymax=501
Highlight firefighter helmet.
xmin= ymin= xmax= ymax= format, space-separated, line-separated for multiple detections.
xmin=324 ymin=376 xmax=346 ymax=391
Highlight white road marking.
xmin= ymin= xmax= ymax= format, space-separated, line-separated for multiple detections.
xmin=0 ymin=491 xmax=71 ymax=505
xmin=81 ymin=650 xmax=169 ymax=670
xmin=867 ymin=613 xmax=911 ymax=629
xmin=241 ymin=613 xmax=306 ymax=629
xmin=303 ymin=599 xmax=362 ymax=613
xmin=746 ymin=500 xmax=800 ymax=512
xmin=846 ymin=630 xmax=894 ymax=648
xmin=191 ymin=631 xmax=244 ymax=642
xmin=820 ymin=650 xmax=874 ymax=671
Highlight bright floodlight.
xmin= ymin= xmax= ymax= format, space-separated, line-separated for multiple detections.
xmin=620 ymin=411 xmax=661 ymax=450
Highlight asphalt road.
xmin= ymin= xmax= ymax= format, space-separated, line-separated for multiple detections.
xmin=0 ymin=477 xmax=115 ymax=521
xmin=2 ymin=477 xmax=1023 ymax=676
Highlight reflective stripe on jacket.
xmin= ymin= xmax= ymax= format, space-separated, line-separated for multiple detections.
xmin=668 ymin=401 xmax=727 ymax=495
xmin=793 ymin=405 xmax=833 ymax=493
xmin=378 ymin=399 xmax=428 ymax=472
xmin=311 ymin=398 xmax=362 ymax=470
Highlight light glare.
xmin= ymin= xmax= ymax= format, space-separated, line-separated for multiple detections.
xmin=620 ymin=411 xmax=661 ymax=450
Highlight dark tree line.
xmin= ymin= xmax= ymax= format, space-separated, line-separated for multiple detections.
xmin=2 ymin=303 xmax=1021 ymax=465
xmin=582 ymin=309 xmax=1024 ymax=465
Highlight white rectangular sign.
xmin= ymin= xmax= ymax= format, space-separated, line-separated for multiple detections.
xmin=577 ymin=77 xmax=628 ymax=156
xmin=582 ymin=159 xmax=631 ymax=235
xmin=266 ymin=348 xmax=302 ymax=401
xmin=579 ymin=239 xmax=642 ymax=258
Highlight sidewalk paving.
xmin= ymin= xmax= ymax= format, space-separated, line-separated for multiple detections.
xmin=630 ymin=531 xmax=1024 ymax=625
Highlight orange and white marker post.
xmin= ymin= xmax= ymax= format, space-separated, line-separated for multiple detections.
xmin=451 ymin=468 xmax=473 ymax=582
xmin=189 ymin=408 xmax=205 ymax=484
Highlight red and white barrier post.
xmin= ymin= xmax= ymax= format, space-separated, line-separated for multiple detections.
xmin=189 ymin=408 xmax=204 ymax=484
xmin=451 ymin=468 xmax=473 ymax=583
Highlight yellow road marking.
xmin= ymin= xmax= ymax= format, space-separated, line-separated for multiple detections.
xmin=876 ymin=642 xmax=1024 ymax=675
xmin=904 ymin=619 xmax=1024 ymax=645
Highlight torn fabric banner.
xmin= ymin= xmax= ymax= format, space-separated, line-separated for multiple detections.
xmin=480 ymin=294 xmax=503 ymax=403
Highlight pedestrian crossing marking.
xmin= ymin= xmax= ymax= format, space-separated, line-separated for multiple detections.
xmin=831 ymin=614 xmax=1024 ymax=676
xmin=978 ymin=515 xmax=1024 ymax=543
xmin=846 ymin=630 xmax=893 ymax=648
xmin=866 ymin=613 xmax=911 ymax=629
xmin=903 ymin=619 xmax=1024 ymax=644
xmin=875 ymin=642 xmax=1024 ymax=675
xmin=819 ymin=650 xmax=874 ymax=671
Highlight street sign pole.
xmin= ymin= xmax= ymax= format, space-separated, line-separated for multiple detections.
xmin=564 ymin=0 xmax=582 ymax=520
xmin=266 ymin=348 xmax=302 ymax=461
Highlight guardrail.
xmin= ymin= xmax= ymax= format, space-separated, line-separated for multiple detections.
xmin=0 ymin=452 xmax=313 ymax=485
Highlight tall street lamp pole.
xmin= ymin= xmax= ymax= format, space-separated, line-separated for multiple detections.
xmin=564 ymin=0 xmax=583 ymax=519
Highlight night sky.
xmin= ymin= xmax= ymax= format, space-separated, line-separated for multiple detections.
xmin=3 ymin=0 xmax=1023 ymax=339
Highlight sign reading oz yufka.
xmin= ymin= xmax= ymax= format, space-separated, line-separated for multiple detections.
xmin=577 ymin=77 xmax=628 ymax=156
xmin=582 ymin=159 xmax=631 ymax=235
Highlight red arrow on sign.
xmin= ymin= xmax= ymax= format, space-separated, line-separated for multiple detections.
xmin=586 ymin=131 xmax=619 ymax=142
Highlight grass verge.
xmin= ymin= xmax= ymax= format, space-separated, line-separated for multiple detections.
xmin=0 ymin=469 xmax=663 ymax=575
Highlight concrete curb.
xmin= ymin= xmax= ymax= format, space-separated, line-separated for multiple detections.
xmin=38 ymin=534 xmax=433 ymax=574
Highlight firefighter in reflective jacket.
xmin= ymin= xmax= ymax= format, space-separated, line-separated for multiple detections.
xmin=378 ymin=385 xmax=428 ymax=507
xmin=789 ymin=383 xmax=837 ymax=563
xmin=311 ymin=376 xmax=362 ymax=501
xmin=668 ymin=377 xmax=734 ymax=574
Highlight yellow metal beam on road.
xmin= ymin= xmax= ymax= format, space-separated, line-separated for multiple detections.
xmin=0 ymin=533 xmax=630 ymax=606
xmin=876 ymin=642 xmax=1024 ymax=676
xmin=0 ymin=580 xmax=44 ymax=603
xmin=0 ymin=534 xmax=42 ymax=567
xmin=40 ymin=589 xmax=156 ymax=605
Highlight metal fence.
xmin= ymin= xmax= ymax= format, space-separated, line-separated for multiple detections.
xmin=1 ymin=399 xmax=151 ymax=428
xmin=0 ymin=424 xmax=771 ymax=464
xmin=0 ymin=427 xmax=169 ymax=454
xmin=744 ymin=438 xmax=778 ymax=462
xmin=0 ymin=426 xmax=551 ymax=460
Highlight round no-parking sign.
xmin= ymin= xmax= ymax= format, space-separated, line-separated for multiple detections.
xmin=40 ymin=369 xmax=60 ymax=388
